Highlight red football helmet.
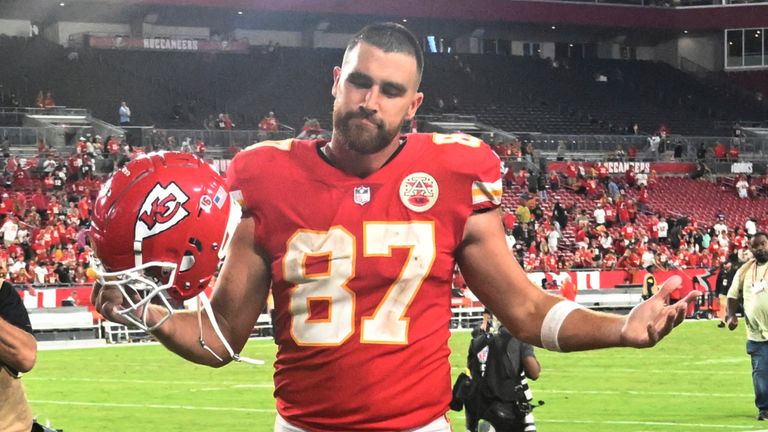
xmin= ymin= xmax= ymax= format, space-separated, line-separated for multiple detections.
xmin=89 ymin=152 xmax=239 ymax=330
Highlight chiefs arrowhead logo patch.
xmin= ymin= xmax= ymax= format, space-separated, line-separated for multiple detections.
xmin=135 ymin=182 xmax=190 ymax=241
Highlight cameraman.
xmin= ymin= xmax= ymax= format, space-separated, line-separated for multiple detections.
xmin=0 ymin=278 xmax=37 ymax=432
xmin=462 ymin=312 xmax=541 ymax=432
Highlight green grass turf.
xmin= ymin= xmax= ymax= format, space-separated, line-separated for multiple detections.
xmin=23 ymin=320 xmax=758 ymax=432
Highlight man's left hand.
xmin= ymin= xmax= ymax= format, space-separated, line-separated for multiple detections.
xmin=620 ymin=275 xmax=700 ymax=348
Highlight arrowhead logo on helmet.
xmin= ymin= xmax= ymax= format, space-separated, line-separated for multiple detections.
xmin=135 ymin=182 xmax=190 ymax=242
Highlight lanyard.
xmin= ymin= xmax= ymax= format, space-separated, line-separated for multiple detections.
xmin=753 ymin=261 xmax=768 ymax=284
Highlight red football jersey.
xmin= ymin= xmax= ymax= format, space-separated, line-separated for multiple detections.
xmin=227 ymin=133 xmax=502 ymax=431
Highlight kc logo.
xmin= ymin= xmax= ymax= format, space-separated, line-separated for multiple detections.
xmin=136 ymin=183 xmax=190 ymax=241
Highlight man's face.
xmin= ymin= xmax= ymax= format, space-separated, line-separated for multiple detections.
xmin=751 ymin=235 xmax=768 ymax=263
xmin=331 ymin=42 xmax=423 ymax=154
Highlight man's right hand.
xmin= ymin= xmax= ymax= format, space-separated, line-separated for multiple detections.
xmin=90 ymin=282 xmax=162 ymax=329
xmin=91 ymin=282 xmax=127 ymax=324
xmin=726 ymin=314 xmax=738 ymax=331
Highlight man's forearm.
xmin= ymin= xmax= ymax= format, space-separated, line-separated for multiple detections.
xmin=727 ymin=298 xmax=740 ymax=319
xmin=556 ymin=308 xmax=626 ymax=351
xmin=0 ymin=317 xmax=36 ymax=373
xmin=148 ymin=307 xmax=234 ymax=368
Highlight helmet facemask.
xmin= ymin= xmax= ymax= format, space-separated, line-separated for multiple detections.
xmin=94 ymin=260 xmax=179 ymax=332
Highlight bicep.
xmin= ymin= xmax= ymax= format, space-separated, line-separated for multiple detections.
xmin=456 ymin=210 xmax=561 ymax=345
xmin=209 ymin=217 xmax=271 ymax=352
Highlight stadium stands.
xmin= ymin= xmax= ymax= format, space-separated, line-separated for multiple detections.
xmin=2 ymin=36 xmax=766 ymax=136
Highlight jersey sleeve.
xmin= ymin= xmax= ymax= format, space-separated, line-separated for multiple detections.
xmin=225 ymin=150 xmax=254 ymax=218
xmin=428 ymin=133 xmax=503 ymax=212
xmin=470 ymin=148 xmax=503 ymax=212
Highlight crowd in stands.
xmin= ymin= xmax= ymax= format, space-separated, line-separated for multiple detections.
xmin=498 ymin=157 xmax=768 ymax=278
xmin=0 ymin=163 xmax=100 ymax=286
xmin=3 ymin=128 xmax=768 ymax=290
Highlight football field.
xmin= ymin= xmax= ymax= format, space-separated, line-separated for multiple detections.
xmin=24 ymin=320 xmax=761 ymax=432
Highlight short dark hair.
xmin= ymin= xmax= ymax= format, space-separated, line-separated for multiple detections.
xmin=345 ymin=22 xmax=424 ymax=85
xmin=753 ymin=232 xmax=768 ymax=242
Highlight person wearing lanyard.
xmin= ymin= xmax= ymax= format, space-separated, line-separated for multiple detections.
xmin=727 ymin=232 xmax=768 ymax=421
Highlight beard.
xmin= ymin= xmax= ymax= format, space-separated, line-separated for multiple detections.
xmin=333 ymin=105 xmax=402 ymax=155
xmin=754 ymin=250 xmax=768 ymax=264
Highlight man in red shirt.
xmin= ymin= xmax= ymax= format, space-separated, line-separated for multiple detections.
xmin=624 ymin=165 xmax=636 ymax=188
xmin=597 ymin=163 xmax=609 ymax=184
xmin=714 ymin=142 xmax=727 ymax=160
xmin=258 ymin=111 xmax=280 ymax=140
xmin=541 ymin=251 xmax=558 ymax=272
xmin=90 ymin=23 xmax=698 ymax=432
xmin=638 ymin=186 xmax=650 ymax=214
xmin=565 ymin=162 xmax=578 ymax=186
xmin=622 ymin=224 xmax=636 ymax=245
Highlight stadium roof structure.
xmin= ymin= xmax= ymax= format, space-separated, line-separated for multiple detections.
xmin=2 ymin=0 xmax=768 ymax=32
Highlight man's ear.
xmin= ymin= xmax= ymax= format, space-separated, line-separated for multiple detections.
xmin=331 ymin=66 xmax=342 ymax=98
xmin=405 ymin=92 xmax=424 ymax=122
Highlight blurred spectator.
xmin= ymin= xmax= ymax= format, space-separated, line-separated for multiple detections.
xmin=258 ymin=111 xmax=279 ymax=140
xmin=42 ymin=91 xmax=55 ymax=108
xmin=297 ymin=118 xmax=330 ymax=140
xmin=195 ymin=139 xmax=206 ymax=160
xmin=0 ymin=216 xmax=19 ymax=247
xmin=119 ymin=101 xmax=131 ymax=126
xmin=736 ymin=176 xmax=749 ymax=199
xmin=34 ymin=91 xmax=44 ymax=108
xmin=515 ymin=199 xmax=531 ymax=226
xmin=713 ymin=142 xmax=727 ymax=161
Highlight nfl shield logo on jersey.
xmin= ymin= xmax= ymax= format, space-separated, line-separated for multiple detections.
xmin=353 ymin=186 xmax=371 ymax=206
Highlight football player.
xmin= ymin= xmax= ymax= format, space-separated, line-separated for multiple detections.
xmin=91 ymin=23 xmax=699 ymax=431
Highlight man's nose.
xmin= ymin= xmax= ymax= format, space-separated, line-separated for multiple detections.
xmin=361 ymin=86 xmax=381 ymax=112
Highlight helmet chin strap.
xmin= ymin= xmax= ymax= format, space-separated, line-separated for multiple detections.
xmin=195 ymin=292 xmax=264 ymax=366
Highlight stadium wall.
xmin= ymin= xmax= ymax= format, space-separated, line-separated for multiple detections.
xmin=44 ymin=22 xmax=130 ymax=47
xmin=231 ymin=29 xmax=302 ymax=47
xmin=17 ymin=268 xmax=716 ymax=313
xmin=0 ymin=19 xmax=32 ymax=37
xmin=141 ymin=23 xmax=210 ymax=39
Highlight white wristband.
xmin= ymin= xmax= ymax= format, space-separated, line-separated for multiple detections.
xmin=541 ymin=300 xmax=584 ymax=352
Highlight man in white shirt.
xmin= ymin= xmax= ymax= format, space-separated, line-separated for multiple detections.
xmin=737 ymin=177 xmax=749 ymax=199
xmin=747 ymin=218 xmax=758 ymax=237
xmin=32 ymin=262 xmax=47 ymax=285
xmin=0 ymin=216 xmax=19 ymax=247
xmin=593 ymin=206 xmax=606 ymax=226
xmin=547 ymin=229 xmax=561 ymax=253
xmin=636 ymin=172 xmax=648 ymax=188
xmin=657 ymin=218 xmax=669 ymax=243
xmin=714 ymin=220 xmax=729 ymax=237
xmin=599 ymin=231 xmax=613 ymax=250
xmin=642 ymin=247 xmax=658 ymax=271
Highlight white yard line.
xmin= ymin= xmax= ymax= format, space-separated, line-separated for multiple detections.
xmin=539 ymin=418 xmax=756 ymax=429
xmin=24 ymin=376 xmax=274 ymax=387
xmin=538 ymin=389 xmax=753 ymax=398
xmin=29 ymin=399 xmax=276 ymax=413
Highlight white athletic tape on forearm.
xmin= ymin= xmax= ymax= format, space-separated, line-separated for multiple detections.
xmin=540 ymin=300 xmax=584 ymax=352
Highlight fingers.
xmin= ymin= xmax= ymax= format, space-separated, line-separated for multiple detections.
xmin=655 ymin=275 xmax=683 ymax=300
xmin=672 ymin=301 xmax=687 ymax=326
xmin=645 ymin=322 xmax=659 ymax=347
xmin=645 ymin=307 xmax=679 ymax=347
xmin=93 ymin=284 xmax=128 ymax=323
